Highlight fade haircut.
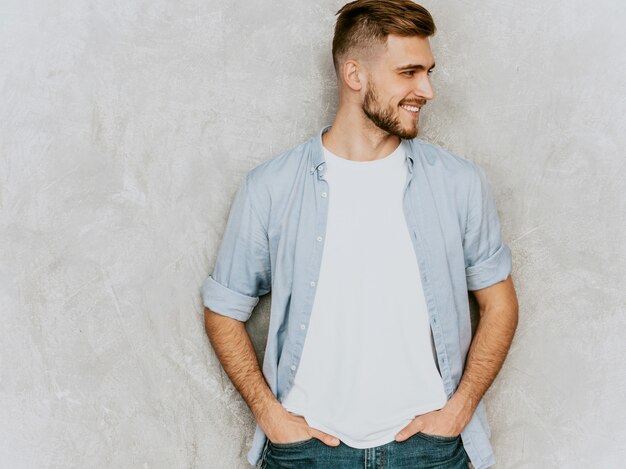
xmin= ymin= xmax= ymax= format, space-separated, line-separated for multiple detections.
xmin=332 ymin=0 xmax=436 ymax=73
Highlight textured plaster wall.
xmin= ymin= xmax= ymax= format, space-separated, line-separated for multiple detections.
xmin=1 ymin=1 xmax=624 ymax=468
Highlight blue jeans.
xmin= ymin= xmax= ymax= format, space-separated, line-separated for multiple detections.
xmin=259 ymin=432 xmax=470 ymax=468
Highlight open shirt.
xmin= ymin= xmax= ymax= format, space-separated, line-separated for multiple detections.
xmin=201 ymin=125 xmax=513 ymax=469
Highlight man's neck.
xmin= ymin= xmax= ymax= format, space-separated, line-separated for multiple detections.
xmin=322 ymin=109 xmax=401 ymax=162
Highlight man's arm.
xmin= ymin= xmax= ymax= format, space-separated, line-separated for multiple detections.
xmin=203 ymin=307 xmax=281 ymax=428
xmin=203 ymin=307 xmax=341 ymax=445
xmin=444 ymin=274 xmax=519 ymax=430
xmin=395 ymin=274 xmax=518 ymax=440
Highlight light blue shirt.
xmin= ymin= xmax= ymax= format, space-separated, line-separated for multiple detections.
xmin=201 ymin=124 xmax=513 ymax=469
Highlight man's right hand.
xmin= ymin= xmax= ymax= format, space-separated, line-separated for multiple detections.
xmin=259 ymin=402 xmax=341 ymax=447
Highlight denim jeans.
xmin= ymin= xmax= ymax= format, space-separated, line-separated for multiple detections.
xmin=258 ymin=432 xmax=471 ymax=468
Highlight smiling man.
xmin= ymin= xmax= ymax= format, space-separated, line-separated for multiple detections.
xmin=201 ymin=1 xmax=519 ymax=468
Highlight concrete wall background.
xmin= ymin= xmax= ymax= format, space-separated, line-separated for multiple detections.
xmin=1 ymin=0 xmax=624 ymax=467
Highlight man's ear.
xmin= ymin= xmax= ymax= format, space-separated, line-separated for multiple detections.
xmin=342 ymin=59 xmax=365 ymax=92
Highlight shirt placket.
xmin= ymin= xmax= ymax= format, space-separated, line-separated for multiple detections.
xmin=282 ymin=160 xmax=329 ymax=400
xmin=401 ymin=154 xmax=454 ymax=398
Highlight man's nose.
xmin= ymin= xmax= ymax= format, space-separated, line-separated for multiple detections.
xmin=415 ymin=76 xmax=435 ymax=101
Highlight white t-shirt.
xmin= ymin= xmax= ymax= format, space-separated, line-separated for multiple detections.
xmin=280 ymin=141 xmax=448 ymax=448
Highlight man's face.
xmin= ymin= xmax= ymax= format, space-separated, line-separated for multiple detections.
xmin=361 ymin=34 xmax=436 ymax=139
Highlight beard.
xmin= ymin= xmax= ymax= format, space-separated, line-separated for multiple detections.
xmin=362 ymin=80 xmax=419 ymax=140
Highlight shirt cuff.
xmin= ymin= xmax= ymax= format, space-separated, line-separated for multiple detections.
xmin=465 ymin=244 xmax=513 ymax=291
xmin=200 ymin=275 xmax=259 ymax=322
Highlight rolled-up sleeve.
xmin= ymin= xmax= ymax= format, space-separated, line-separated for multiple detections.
xmin=463 ymin=162 xmax=513 ymax=291
xmin=200 ymin=172 xmax=271 ymax=322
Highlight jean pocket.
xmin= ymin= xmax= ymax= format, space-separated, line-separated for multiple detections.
xmin=269 ymin=437 xmax=315 ymax=448
xmin=415 ymin=432 xmax=459 ymax=443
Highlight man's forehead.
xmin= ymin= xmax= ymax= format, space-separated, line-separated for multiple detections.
xmin=382 ymin=34 xmax=435 ymax=68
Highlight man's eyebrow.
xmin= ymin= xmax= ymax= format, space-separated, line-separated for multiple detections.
xmin=394 ymin=63 xmax=436 ymax=71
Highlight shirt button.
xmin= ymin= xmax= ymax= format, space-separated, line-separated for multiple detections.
xmin=290 ymin=365 xmax=296 ymax=371
xmin=300 ymin=324 xmax=306 ymax=330
xmin=316 ymin=236 xmax=322 ymax=242
xmin=321 ymin=192 xmax=327 ymax=197
xmin=310 ymin=281 xmax=316 ymax=287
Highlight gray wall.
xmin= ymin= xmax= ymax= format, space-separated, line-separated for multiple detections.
xmin=1 ymin=1 xmax=624 ymax=468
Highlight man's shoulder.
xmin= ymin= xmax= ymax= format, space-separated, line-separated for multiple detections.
xmin=246 ymin=136 xmax=313 ymax=189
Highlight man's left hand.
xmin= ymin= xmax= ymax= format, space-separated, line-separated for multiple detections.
xmin=394 ymin=396 xmax=474 ymax=442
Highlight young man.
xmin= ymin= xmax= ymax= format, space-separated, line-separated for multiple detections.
xmin=201 ymin=1 xmax=519 ymax=468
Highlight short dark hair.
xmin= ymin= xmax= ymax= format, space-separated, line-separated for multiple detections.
xmin=332 ymin=0 xmax=436 ymax=72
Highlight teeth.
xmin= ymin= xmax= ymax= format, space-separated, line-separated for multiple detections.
xmin=401 ymin=105 xmax=421 ymax=112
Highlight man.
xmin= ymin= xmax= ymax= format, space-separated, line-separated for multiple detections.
xmin=201 ymin=1 xmax=519 ymax=468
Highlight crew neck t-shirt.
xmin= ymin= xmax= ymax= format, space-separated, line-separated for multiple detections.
xmin=280 ymin=141 xmax=448 ymax=448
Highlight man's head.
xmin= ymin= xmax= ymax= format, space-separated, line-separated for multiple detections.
xmin=332 ymin=0 xmax=437 ymax=139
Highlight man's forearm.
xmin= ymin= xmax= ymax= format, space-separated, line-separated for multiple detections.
xmin=447 ymin=302 xmax=519 ymax=422
xmin=203 ymin=308 xmax=282 ymax=427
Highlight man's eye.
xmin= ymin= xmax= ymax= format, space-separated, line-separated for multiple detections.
xmin=403 ymin=71 xmax=415 ymax=76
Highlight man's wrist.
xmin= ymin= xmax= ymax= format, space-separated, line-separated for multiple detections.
xmin=446 ymin=388 xmax=478 ymax=430
xmin=254 ymin=396 xmax=285 ymax=431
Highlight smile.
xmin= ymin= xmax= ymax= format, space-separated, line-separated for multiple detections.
xmin=400 ymin=104 xmax=421 ymax=114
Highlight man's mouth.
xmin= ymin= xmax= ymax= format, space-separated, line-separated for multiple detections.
xmin=400 ymin=104 xmax=422 ymax=115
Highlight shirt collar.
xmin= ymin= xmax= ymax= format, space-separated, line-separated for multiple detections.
xmin=310 ymin=124 xmax=415 ymax=175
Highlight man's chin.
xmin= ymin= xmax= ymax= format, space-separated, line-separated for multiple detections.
xmin=405 ymin=125 xmax=419 ymax=139
xmin=366 ymin=114 xmax=419 ymax=139
xmin=396 ymin=116 xmax=419 ymax=139
xmin=395 ymin=124 xmax=419 ymax=140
